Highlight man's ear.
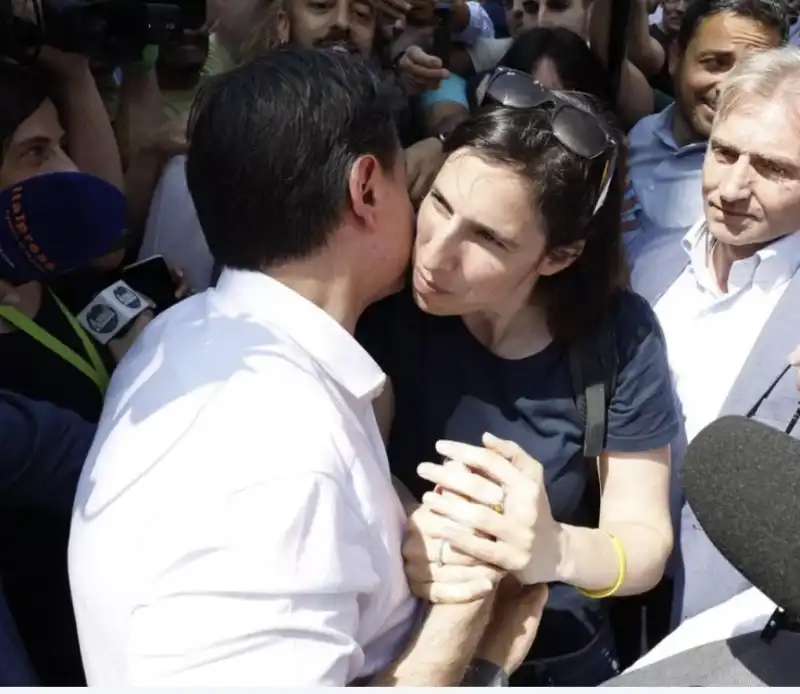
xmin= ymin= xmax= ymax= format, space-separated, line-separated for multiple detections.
xmin=347 ymin=154 xmax=382 ymax=230
xmin=538 ymin=240 xmax=586 ymax=277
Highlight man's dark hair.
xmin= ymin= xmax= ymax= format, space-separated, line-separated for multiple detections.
xmin=186 ymin=47 xmax=400 ymax=271
xmin=0 ymin=62 xmax=49 ymax=163
xmin=677 ymin=0 xmax=788 ymax=51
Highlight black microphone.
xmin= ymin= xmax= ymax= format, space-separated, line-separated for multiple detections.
xmin=681 ymin=416 xmax=800 ymax=622
xmin=602 ymin=416 xmax=800 ymax=686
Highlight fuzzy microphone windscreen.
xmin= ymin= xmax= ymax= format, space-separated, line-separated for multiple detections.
xmin=682 ymin=416 xmax=800 ymax=618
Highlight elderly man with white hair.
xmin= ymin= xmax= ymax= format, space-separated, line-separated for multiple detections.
xmin=630 ymin=43 xmax=800 ymax=627
xmin=591 ymin=44 xmax=800 ymax=686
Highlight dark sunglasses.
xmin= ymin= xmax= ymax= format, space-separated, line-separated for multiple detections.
xmin=478 ymin=67 xmax=619 ymax=218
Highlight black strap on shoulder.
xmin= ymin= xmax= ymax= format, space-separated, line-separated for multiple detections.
xmin=569 ymin=315 xmax=618 ymax=459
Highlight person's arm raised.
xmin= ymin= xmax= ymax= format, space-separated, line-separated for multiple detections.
xmin=371 ymin=597 xmax=496 ymax=685
xmin=38 ymin=48 xmax=124 ymax=190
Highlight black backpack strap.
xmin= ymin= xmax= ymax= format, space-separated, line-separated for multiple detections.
xmin=569 ymin=315 xmax=618 ymax=458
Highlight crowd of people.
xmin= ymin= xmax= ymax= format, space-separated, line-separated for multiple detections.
xmin=1 ymin=0 xmax=800 ymax=685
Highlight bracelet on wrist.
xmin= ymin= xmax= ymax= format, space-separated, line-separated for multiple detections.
xmin=575 ymin=531 xmax=627 ymax=599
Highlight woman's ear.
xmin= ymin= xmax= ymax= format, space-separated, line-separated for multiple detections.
xmin=276 ymin=7 xmax=290 ymax=44
xmin=538 ymin=241 xmax=586 ymax=276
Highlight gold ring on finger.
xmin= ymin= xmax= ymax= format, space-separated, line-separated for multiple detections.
xmin=491 ymin=487 xmax=506 ymax=515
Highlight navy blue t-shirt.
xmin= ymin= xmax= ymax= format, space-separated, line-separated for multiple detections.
xmin=356 ymin=287 xmax=679 ymax=659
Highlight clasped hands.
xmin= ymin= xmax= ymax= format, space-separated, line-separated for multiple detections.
xmin=403 ymin=432 xmax=564 ymax=603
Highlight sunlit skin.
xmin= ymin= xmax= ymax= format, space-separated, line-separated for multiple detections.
xmin=670 ymin=12 xmax=782 ymax=145
xmin=0 ymin=100 xmax=76 ymax=189
xmin=703 ymin=99 xmax=800 ymax=285
xmin=412 ymin=150 xmax=581 ymax=356
xmin=284 ymin=0 xmax=377 ymax=57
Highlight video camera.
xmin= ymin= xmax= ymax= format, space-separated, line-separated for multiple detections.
xmin=0 ymin=0 xmax=205 ymax=64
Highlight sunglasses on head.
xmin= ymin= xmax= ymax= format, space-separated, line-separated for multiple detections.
xmin=478 ymin=67 xmax=619 ymax=218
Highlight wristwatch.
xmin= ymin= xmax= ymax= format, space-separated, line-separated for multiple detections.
xmin=461 ymin=659 xmax=510 ymax=687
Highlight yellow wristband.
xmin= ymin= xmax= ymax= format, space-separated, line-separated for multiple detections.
xmin=575 ymin=532 xmax=626 ymax=599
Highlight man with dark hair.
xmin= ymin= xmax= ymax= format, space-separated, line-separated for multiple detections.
xmin=626 ymin=0 xmax=786 ymax=252
xmin=139 ymin=0 xmax=453 ymax=291
xmin=185 ymin=49 xmax=407 ymax=273
xmin=68 ymin=47 xmax=543 ymax=686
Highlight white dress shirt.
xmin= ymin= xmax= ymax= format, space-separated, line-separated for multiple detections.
xmin=628 ymin=587 xmax=775 ymax=671
xmin=645 ymin=222 xmax=800 ymax=441
xmin=68 ymin=269 xmax=419 ymax=686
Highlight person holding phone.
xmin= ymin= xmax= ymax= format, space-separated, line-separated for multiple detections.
xmin=0 ymin=48 xmax=179 ymax=685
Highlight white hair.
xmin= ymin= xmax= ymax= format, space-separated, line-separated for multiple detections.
xmin=715 ymin=46 xmax=800 ymax=125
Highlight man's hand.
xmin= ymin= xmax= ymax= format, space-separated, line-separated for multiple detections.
xmin=403 ymin=502 xmax=503 ymax=603
xmin=396 ymin=45 xmax=449 ymax=96
xmin=475 ymin=579 xmax=549 ymax=675
xmin=168 ymin=265 xmax=191 ymax=300
xmin=417 ymin=434 xmax=564 ymax=586
xmin=405 ymin=137 xmax=446 ymax=203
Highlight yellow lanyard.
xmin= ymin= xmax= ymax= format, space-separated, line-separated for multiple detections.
xmin=0 ymin=290 xmax=110 ymax=394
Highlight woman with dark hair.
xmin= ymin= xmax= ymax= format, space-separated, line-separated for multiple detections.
xmin=357 ymin=70 xmax=678 ymax=686
xmin=490 ymin=27 xmax=643 ymax=243
xmin=498 ymin=26 xmax=614 ymax=105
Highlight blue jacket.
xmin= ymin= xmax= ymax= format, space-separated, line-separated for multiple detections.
xmin=0 ymin=391 xmax=95 ymax=685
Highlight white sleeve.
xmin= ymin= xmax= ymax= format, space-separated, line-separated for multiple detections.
xmin=454 ymin=2 xmax=495 ymax=44
xmin=140 ymin=155 xmax=215 ymax=293
xmin=465 ymin=37 xmax=513 ymax=73
xmin=127 ymin=469 xmax=378 ymax=685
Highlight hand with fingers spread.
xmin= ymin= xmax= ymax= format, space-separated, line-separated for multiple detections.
xmin=416 ymin=432 xmax=563 ymax=586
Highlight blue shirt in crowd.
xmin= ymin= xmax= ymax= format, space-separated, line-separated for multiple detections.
xmin=0 ymin=391 xmax=95 ymax=685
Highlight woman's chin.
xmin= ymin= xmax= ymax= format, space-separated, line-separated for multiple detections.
xmin=412 ymin=287 xmax=459 ymax=316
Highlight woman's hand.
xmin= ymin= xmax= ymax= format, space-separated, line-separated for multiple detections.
xmin=475 ymin=579 xmax=549 ymax=675
xmin=403 ymin=502 xmax=504 ymax=604
xmin=416 ymin=432 xmax=563 ymax=586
